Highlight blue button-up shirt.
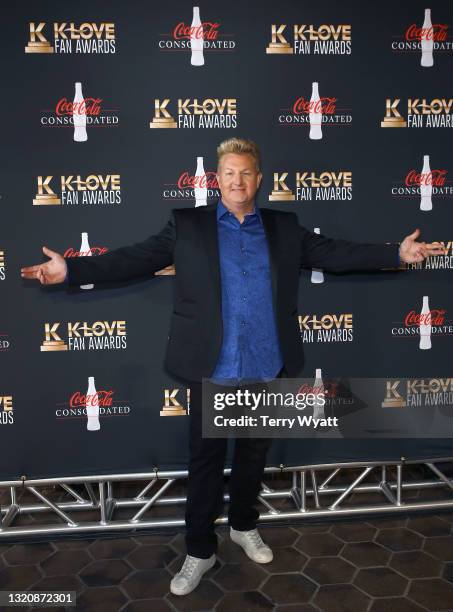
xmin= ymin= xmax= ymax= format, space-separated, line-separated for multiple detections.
xmin=211 ymin=199 xmax=284 ymax=383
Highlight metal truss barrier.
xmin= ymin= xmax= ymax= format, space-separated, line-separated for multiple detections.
xmin=1 ymin=457 xmax=453 ymax=540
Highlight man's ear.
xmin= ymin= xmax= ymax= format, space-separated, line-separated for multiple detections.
xmin=257 ymin=172 xmax=263 ymax=188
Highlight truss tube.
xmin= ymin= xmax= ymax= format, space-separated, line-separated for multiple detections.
xmin=130 ymin=479 xmax=175 ymax=523
xmin=2 ymin=456 xmax=453 ymax=488
xmin=426 ymin=462 xmax=453 ymax=491
xmin=26 ymin=486 xmax=78 ymax=528
xmin=329 ymin=466 xmax=374 ymax=510
xmin=0 ymin=458 xmax=452 ymax=539
xmin=3 ymin=478 xmax=453 ymax=517
xmin=2 ymin=498 xmax=453 ymax=539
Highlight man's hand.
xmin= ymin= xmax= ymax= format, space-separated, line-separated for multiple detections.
xmin=399 ymin=229 xmax=445 ymax=264
xmin=21 ymin=246 xmax=67 ymax=285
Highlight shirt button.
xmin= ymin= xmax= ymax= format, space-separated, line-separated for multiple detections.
xmin=242 ymin=296 xmax=247 ymax=301
xmin=241 ymin=321 xmax=246 ymax=326
xmin=243 ymin=270 xmax=247 ymax=276
xmin=241 ymin=246 xmax=245 ymax=252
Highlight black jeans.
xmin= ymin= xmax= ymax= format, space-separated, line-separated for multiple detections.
xmin=184 ymin=372 xmax=284 ymax=558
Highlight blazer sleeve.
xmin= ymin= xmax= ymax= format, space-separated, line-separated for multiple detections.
xmin=66 ymin=213 xmax=176 ymax=286
xmin=298 ymin=222 xmax=401 ymax=272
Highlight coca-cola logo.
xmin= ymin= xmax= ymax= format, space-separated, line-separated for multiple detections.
xmin=64 ymin=247 xmax=108 ymax=257
xmin=56 ymin=98 xmax=103 ymax=117
xmin=405 ymin=169 xmax=447 ymax=187
xmin=177 ymin=171 xmax=219 ymax=189
xmin=405 ymin=24 xmax=448 ymax=42
xmin=404 ymin=309 xmax=446 ymax=326
xmin=70 ymin=390 xmax=114 ymax=407
xmin=297 ymin=382 xmax=338 ymax=397
xmin=173 ymin=22 xmax=220 ymax=40
xmin=293 ymin=97 xmax=337 ymax=115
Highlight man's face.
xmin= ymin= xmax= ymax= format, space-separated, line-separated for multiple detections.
xmin=216 ymin=153 xmax=262 ymax=207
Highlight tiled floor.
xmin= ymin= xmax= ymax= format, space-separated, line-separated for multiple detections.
xmin=2 ymin=513 xmax=453 ymax=611
xmin=2 ymin=470 xmax=453 ymax=611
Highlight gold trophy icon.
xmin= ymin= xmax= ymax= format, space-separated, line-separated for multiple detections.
xmin=40 ymin=324 xmax=68 ymax=351
xmin=150 ymin=99 xmax=177 ymax=129
xmin=25 ymin=24 xmax=54 ymax=53
xmin=381 ymin=99 xmax=407 ymax=128
xmin=160 ymin=389 xmax=189 ymax=416
xmin=381 ymin=381 xmax=406 ymax=408
xmin=269 ymin=173 xmax=295 ymax=201
xmin=266 ymin=25 xmax=293 ymax=54
xmin=33 ymin=177 xmax=61 ymax=205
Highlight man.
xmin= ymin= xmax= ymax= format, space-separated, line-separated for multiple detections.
xmin=21 ymin=137 xmax=443 ymax=596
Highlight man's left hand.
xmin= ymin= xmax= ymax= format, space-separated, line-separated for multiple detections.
xmin=399 ymin=228 xmax=445 ymax=264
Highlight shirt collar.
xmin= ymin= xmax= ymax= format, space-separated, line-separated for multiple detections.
xmin=216 ymin=198 xmax=262 ymax=222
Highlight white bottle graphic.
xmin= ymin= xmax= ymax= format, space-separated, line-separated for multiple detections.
xmin=309 ymin=82 xmax=322 ymax=140
xmin=194 ymin=156 xmax=208 ymax=207
xmin=421 ymin=9 xmax=434 ymax=67
xmin=311 ymin=228 xmax=324 ymax=284
xmin=420 ymin=155 xmax=433 ymax=211
xmin=73 ymin=82 xmax=87 ymax=142
xmin=80 ymin=232 xmax=94 ymax=290
xmin=419 ymin=295 xmax=432 ymax=349
xmin=86 ymin=376 xmax=100 ymax=431
xmin=313 ymin=368 xmax=326 ymax=419
xmin=190 ymin=7 xmax=204 ymax=66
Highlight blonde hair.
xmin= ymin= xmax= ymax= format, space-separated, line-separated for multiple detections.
xmin=217 ymin=137 xmax=261 ymax=172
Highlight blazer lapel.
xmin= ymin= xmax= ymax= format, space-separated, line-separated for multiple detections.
xmin=199 ymin=204 xmax=221 ymax=301
xmin=260 ymin=208 xmax=279 ymax=314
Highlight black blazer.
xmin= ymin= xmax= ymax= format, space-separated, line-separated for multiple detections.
xmin=66 ymin=203 xmax=399 ymax=381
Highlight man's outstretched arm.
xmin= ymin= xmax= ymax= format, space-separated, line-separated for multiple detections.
xmin=21 ymin=213 xmax=176 ymax=286
xmin=299 ymin=223 xmax=444 ymax=272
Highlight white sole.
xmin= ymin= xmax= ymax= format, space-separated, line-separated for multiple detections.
xmin=170 ymin=555 xmax=216 ymax=596
xmin=230 ymin=531 xmax=273 ymax=564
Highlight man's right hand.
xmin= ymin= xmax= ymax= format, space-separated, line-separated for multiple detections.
xmin=21 ymin=246 xmax=67 ymax=285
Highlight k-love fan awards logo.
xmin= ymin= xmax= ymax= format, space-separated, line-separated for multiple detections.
xmin=391 ymin=9 xmax=451 ymax=66
xmin=0 ymin=249 xmax=5 ymax=280
xmin=41 ymin=81 xmax=119 ymax=140
xmin=0 ymin=395 xmax=13 ymax=425
xmin=299 ymin=313 xmax=354 ymax=343
xmin=382 ymin=378 xmax=453 ymax=408
xmin=277 ymin=83 xmax=352 ymax=137
xmin=391 ymin=296 xmax=451 ymax=349
xmin=40 ymin=319 xmax=127 ymax=352
xmin=56 ymin=376 xmax=131 ymax=430
xmin=149 ymin=98 xmax=237 ymax=129
xmin=269 ymin=170 xmax=352 ymax=202
xmin=25 ymin=21 xmax=116 ymax=54
xmin=266 ymin=22 xmax=351 ymax=55
xmin=157 ymin=6 xmax=235 ymax=65
xmin=391 ymin=155 xmax=452 ymax=212
xmin=161 ymin=388 xmax=190 ymax=416
xmin=162 ymin=156 xmax=220 ymax=205
xmin=381 ymin=97 xmax=453 ymax=128
xmin=33 ymin=173 xmax=122 ymax=206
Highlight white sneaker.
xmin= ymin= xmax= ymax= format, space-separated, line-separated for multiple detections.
xmin=170 ymin=553 xmax=216 ymax=596
xmin=230 ymin=527 xmax=273 ymax=563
